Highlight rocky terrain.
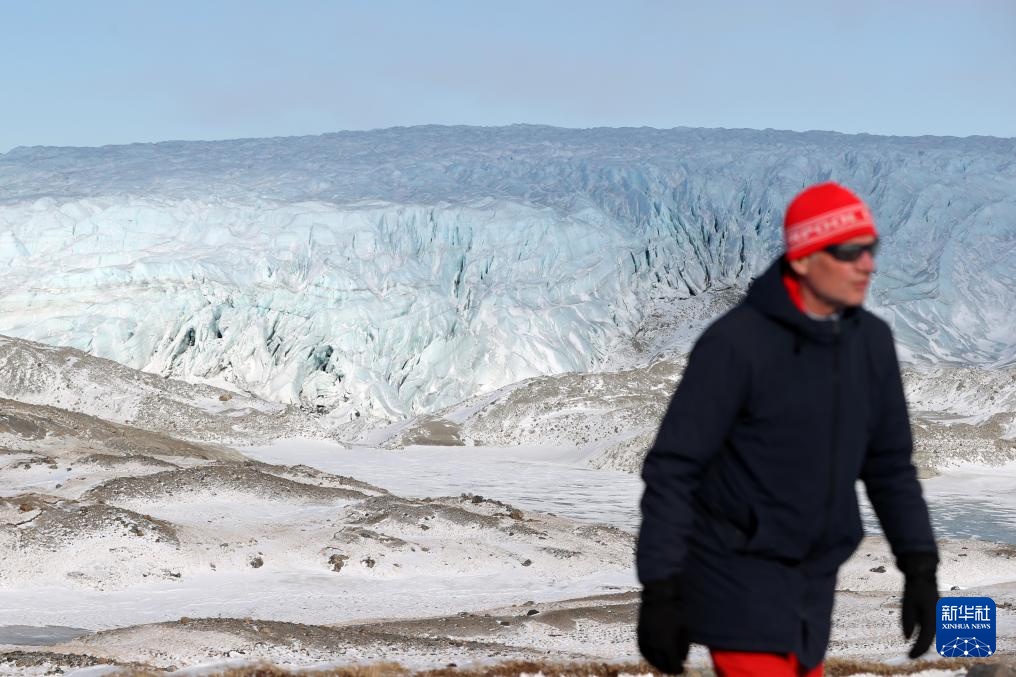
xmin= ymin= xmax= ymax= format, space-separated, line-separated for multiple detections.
xmin=0 ymin=335 xmax=324 ymax=445
xmin=367 ymin=357 xmax=1016 ymax=475
xmin=2 ymin=537 xmax=1014 ymax=674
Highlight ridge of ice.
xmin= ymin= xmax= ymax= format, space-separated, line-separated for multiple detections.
xmin=0 ymin=126 xmax=1013 ymax=421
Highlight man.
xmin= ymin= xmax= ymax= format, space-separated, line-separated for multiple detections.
xmin=636 ymin=182 xmax=939 ymax=676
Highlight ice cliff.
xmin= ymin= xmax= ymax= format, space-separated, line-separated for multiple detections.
xmin=0 ymin=126 xmax=1013 ymax=421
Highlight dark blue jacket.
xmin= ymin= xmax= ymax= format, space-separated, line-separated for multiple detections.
xmin=636 ymin=256 xmax=937 ymax=668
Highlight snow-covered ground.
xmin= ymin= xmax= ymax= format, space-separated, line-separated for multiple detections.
xmin=1 ymin=436 xmax=1014 ymax=675
xmin=0 ymin=433 xmax=640 ymax=672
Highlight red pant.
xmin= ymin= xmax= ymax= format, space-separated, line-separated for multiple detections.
xmin=710 ymin=650 xmax=824 ymax=677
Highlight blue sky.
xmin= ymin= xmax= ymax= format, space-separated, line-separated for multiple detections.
xmin=2 ymin=0 xmax=1014 ymax=151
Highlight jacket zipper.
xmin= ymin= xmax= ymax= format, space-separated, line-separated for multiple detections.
xmin=823 ymin=320 xmax=841 ymax=549
xmin=803 ymin=319 xmax=841 ymax=566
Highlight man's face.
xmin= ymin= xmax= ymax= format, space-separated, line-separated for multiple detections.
xmin=789 ymin=235 xmax=877 ymax=313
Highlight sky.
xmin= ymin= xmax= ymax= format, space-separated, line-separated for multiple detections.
xmin=1 ymin=0 xmax=1014 ymax=152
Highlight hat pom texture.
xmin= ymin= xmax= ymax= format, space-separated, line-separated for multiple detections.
xmin=784 ymin=182 xmax=878 ymax=259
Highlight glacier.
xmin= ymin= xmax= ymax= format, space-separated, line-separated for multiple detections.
xmin=0 ymin=125 xmax=1014 ymax=423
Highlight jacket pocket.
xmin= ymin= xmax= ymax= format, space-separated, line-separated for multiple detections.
xmin=699 ymin=500 xmax=757 ymax=551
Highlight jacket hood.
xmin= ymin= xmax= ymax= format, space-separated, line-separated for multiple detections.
xmin=745 ymin=257 xmax=856 ymax=344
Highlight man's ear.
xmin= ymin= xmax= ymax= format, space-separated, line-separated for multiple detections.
xmin=788 ymin=255 xmax=811 ymax=276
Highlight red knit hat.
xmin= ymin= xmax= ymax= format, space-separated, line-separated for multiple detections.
xmin=783 ymin=182 xmax=878 ymax=259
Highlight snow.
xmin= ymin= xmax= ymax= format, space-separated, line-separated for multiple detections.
xmin=2 ymin=436 xmax=1014 ymax=674
xmin=0 ymin=438 xmax=638 ymax=634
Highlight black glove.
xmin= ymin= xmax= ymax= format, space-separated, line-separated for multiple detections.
xmin=898 ymin=552 xmax=939 ymax=659
xmin=638 ymin=577 xmax=689 ymax=674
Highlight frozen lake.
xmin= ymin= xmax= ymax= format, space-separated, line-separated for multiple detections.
xmin=245 ymin=440 xmax=1016 ymax=544
xmin=246 ymin=441 xmax=644 ymax=529
xmin=0 ymin=625 xmax=90 ymax=646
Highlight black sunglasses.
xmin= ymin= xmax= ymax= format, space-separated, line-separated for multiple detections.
xmin=823 ymin=239 xmax=879 ymax=262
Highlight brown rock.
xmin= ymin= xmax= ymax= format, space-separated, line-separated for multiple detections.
xmin=328 ymin=554 xmax=348 ymax=572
